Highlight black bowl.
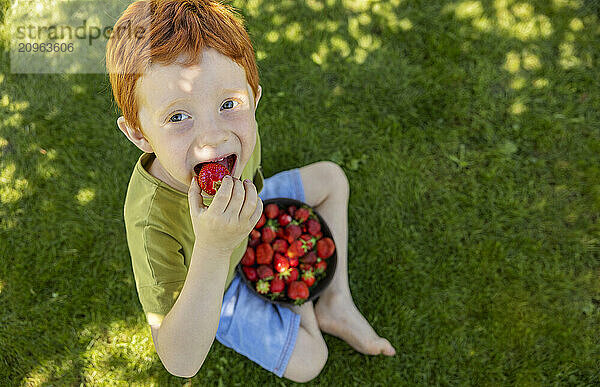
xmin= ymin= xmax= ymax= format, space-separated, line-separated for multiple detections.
xmin=236 ymin=198 xmax=338 ymax=306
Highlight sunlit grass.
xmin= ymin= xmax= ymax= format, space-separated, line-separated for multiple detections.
xmin=76 ymin=188 xmax=95 ymax=205
xmin=1 ymin=0 xmax=600 ymax=384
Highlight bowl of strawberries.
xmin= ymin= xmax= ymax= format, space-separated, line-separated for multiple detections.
xmin=237 ymin=198 xmax=337 ymax=305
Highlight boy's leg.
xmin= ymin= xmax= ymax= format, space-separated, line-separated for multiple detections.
xmin=282 ymin=301 xmax=328 ymax=383
xmin=298 ymin=161 xmax=396 ymax=356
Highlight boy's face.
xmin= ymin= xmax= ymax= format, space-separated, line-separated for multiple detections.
xmin=118 ymin=47 xmax=262 ymax=194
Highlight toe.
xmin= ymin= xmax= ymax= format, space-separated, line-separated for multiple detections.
xmin=379 ymin=338 xmax=396 ymax=356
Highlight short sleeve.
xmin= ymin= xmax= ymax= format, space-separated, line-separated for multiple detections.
xmin=131 ymin=224 xmax=188 ymax=322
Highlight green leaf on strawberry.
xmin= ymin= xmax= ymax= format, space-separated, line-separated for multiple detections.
xmin=256 ymin=279 xmax=270 ymax=294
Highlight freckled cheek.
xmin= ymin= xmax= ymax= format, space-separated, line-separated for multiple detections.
xmin=155 ymin=137 xmax=190 ymax=170
xmin=236 ymin=116 xmax=257 ymax=157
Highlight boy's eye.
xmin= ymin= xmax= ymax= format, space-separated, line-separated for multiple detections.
xmin=220 ymin=99 xmax=239 ymax=111
xmin=169 ymin=112 xmax=190 ymax=123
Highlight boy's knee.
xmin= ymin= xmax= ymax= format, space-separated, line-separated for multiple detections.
xmin=321 ymin=161 xmax=349 ymax=196
xmin=297 ymin=339 xmax=328 ymax=383
xmin=312 ymin=337 xmax=328 ymax=377
xmin=284 ymin=332 xmax=328 ymax=383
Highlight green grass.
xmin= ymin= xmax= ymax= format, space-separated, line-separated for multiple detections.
xmin=1 ymin=0 xmax=600 ymax=384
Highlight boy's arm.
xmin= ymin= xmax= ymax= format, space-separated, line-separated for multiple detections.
xmin=151 ymin=244 xmax=232 ymax=377
xmin=150 ymin=175 xmax=262 ymax=378
xmin=150 ymin=242 xmax=232 ymax=378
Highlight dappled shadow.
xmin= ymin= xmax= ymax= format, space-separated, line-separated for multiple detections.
xmin=0 ymin=0 xmax=599 ymax=384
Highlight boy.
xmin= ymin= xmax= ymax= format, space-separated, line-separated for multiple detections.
xmin=106 ymin=0 xmax=395 ymax=381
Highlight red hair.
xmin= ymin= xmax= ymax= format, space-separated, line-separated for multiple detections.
xmin=105 ymin=0 xmax=259 ymax=134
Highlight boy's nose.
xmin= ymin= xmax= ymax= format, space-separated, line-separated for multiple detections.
xmin=194 ymin=123 xmax=230 ymax=148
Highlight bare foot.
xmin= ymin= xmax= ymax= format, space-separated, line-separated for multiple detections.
xmin=314 ymin=292 xmax=396 ymax=356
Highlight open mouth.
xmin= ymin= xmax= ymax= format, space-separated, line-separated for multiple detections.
xmin=194 ymin=153 xmax=237 ymax=176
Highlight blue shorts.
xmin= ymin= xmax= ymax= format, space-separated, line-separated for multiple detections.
xmin=215 ymin=168 xmax=305 ymax=377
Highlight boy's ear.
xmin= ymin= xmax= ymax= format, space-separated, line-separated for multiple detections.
xmin=254 ymin=85 xmax=262 ymax=110
xmin=117 ymin=116 xmax=154 ymax=153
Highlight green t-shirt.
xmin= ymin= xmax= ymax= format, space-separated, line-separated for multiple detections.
xmin=123 ymin=132 xmax=264 ymax=325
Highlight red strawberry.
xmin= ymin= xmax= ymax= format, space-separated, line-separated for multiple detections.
xmin=265 ymin=203 xmax=280 ymax=219
xmin=302 ymin=270 xmax=316 ymax=287
xmin=274 ymin=254 xmax=290 ymax=273
xmin=275 ymin=227 xmax=287 ymax=239
xmin=315 ymin=231 xmax=323 ymax=239
xmin=242 ymin=266 xmax=258 ymax=282
xmin=256 ymin=279 xmax=270 ymax=294
xmin=255 ymin=213 xmax=266 ymax=229
xmin=301 ymin=251 xmax=318 ymax=265
xmin=287 ymin=254 xmax=299 ymax=267
xmin=299 ymin=234 xmax=317 ymax=250
xmin=250 ymin=229 xmax=261 ymax=241
xmin=317 ymin=237 xmax=335 ymax=259
xmin=270 ymin=277 xmax=285 ymax=294
xmin=278 ymin=213 xmax=292 ymax=227
xmin=248 ymin=237 xmax=260 ymax=248
xmin=256 ymin=243 xmax=274 ymax=265
xmin=272 ymin=239 xmax=289 ymax=254
xmin=287 ymin=205 xmax=297 ymax=217
xmin=315 ymin=260 xmax=327 ymax=274
xmin=249 ymin=230 xmax=261 ymax=248
xmin=299 ymin=263 xmax=313 ymax=273
xmin=196 ymin=163 xmax=230 ymax=195
xmin=285 ymin=224 xmax=302 ymax=244
xmin=284 ymin=267 xmax=299 ymax=284
xmin=261 ymin=226 xmax=276 ymax=244
xmin=306 ymin=219 xmax=321 ymax=236
xmin=257 ymin=264 xmax=274 ymax=280
xmin=286 ymin=240 xmax=307 ymax=260
xmin=287 ymin=281 xmax=309 ymax=301
xmin=241 ymin=246 xmax=255 ymax=266
xmin=294 ymin=207 xmax=310 ymax=223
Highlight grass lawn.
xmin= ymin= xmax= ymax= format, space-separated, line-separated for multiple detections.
xmin=1 ymin=0 xmax=600 ymax=384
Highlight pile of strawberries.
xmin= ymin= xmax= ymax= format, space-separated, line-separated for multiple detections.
xmin=240 ymin=202 xmax=336 ymax=304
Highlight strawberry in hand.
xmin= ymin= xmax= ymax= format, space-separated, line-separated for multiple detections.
xmin=195 ymin=163 xmax=230 ymax=195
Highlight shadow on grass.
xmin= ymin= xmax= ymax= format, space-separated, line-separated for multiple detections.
xmin=0 ymin=0 xmax=599 ymax=384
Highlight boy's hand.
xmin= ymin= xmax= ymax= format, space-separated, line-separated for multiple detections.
xmin=188 ymin=175 xmax=263 ymax=254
